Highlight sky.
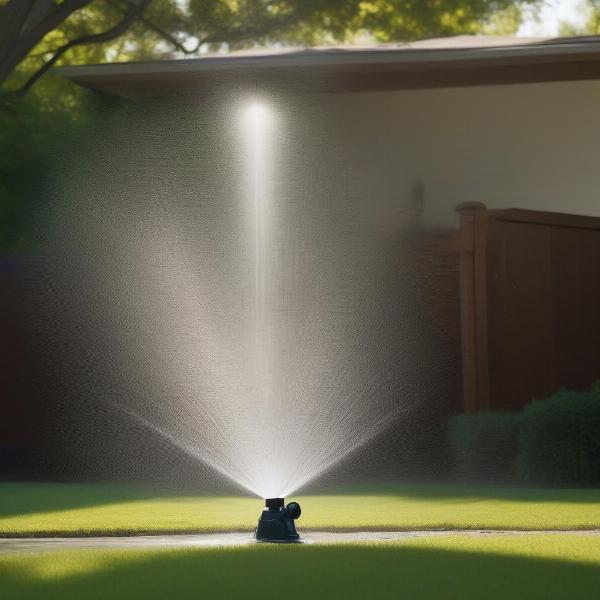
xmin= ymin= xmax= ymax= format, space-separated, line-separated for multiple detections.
xmin=518 ymin=0 xmax=589 ymax=36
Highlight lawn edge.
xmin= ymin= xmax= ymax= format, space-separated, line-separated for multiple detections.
xmin=3 ymin=525 xmax=600 ymax=538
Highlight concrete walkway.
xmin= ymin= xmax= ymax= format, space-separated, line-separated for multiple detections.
xmin=2 ymin=529 xmax=600 ymax=554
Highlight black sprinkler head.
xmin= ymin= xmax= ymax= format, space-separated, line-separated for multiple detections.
xmin=255 ymin=498 xmax=301 ymax=543
xmin=265 ymin=497 xmax=284 ymax=510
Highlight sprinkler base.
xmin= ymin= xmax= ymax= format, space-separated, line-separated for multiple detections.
xmin=255 ymin=498 xmax=301 ymax=543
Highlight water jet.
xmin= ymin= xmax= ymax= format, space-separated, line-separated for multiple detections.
xmin=255 ymin=498 xmax=301 ymax=543
xmin=40 ymin=95 xmax=433 ymax=506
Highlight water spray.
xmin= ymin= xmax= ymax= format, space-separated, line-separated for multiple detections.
xmin=255 ymin=497 xmax=302 ymax=542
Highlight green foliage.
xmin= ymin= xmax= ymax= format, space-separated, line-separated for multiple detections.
xmin=449 ymin=411 xmax=521 ymax=482
xmin=481 ymin=5 xmax=523 ymax=35
xmin=0 ymin=88 xmax=96 ymax=252
xmin=588 ymin=0 xmax=600 ymax=34
xmin=519 ymin=387 xmax=600 ymax=485
xmin=556 ymin=0 xmax=600 ymax=36
xmin=349 ymin=0 xmax=535 ymax=42
xmin=450 ymin=382 xmax=600 ymax=486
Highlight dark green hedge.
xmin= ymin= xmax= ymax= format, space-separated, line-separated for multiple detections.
xmin=449 ymin=383 xmax=600 ymax=485
xmin=519 ymin=388 xmax=600 ymax=485
xmin=448 ymin=411 xmax=520 ymax=482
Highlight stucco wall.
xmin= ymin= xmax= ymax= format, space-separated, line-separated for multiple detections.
xmin=323 ymin=79 xmax=600 ymax=226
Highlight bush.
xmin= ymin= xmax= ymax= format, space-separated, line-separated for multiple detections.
xmin=449 ymin=411 xmax=520 ymax=482
xmin=519 ymin=388 xmax=600 ymax=485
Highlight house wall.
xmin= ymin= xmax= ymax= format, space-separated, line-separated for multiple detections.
xmin=322 ymin=79 xmax=600 ymax=227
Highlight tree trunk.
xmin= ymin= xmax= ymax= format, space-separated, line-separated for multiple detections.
xmin=0 ymin=0 xmax=91 ymax=90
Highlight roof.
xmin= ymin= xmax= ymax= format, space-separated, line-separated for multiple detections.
xmin=56 ymin=35 xmax=600 ymax=97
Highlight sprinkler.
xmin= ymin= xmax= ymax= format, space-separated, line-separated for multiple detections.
xmin=255 ymin=498 xmax=301 ymax=542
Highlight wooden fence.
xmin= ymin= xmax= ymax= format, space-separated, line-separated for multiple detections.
xmin=457 ymin=203 xmax=600 ymax=413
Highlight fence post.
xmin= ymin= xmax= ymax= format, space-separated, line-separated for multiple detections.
xmin=456 ymin=202 xmax=490 ymax=413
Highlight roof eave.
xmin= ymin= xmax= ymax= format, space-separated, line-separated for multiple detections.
xmin=56 ymin=39 xmax=600 ymax=97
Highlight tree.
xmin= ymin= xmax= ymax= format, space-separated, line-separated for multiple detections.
xmin=1 ymin=0 xmax=539 ymax=96
xmin=558 ymin=0 xmax=600 ymax=36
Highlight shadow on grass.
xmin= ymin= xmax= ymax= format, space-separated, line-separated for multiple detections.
xmin=305 ymin=480 xmax=600 ymax=504
xmin=3 ymin=479 xmax=600 ymax=523
xmin=1 ymin=543 xmax=599 ymax=600
xmin=0 ymin=482 xmax=224 ymax=519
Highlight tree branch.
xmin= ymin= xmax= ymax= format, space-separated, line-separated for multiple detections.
xmin=140 ymin=17 xmax=205 ymax=54
xmin=0 ymin=0 xmax=91 ymax=86
xmin=19 ymin=0 xmax=92 ymax=46
xmin=110 ymin=0 xmax=303 ymax=56
xmin=11 ymin=0 xmax=153 ymax=96
xmin=107 ymin=0 xmax=203 ymax=55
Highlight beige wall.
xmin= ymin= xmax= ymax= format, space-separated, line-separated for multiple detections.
xmin=325 ymin=79 xmax=600 ymax=227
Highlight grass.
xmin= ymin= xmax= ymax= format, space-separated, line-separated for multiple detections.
xmin=2 ymin=481 xmax=600 ymax=536
xmin=2 ymin=535 xmax=600 ymax=599
xmin=4 ymin=482 xmax=600 ymax=598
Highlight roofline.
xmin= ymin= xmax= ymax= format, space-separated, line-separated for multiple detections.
xmin=57 ymin=38 xmax=600 ymax=78
xmin=56 ymin=37 xmax=600 ymax=96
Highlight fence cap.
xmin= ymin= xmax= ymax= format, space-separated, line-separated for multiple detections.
xmin=456 ymin=202 xmax=487 ymax=213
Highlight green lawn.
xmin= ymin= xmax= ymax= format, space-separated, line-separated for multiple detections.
xmin=2 ymin=535 xmax=600 ymax=599
xmin=2 ymin=481 xmax=600 ymax=536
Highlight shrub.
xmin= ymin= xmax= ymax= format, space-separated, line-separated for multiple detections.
xmin=519 ymin=388 xmax=600 ymax=485
xmin=449 ymin=411 xmax=520 ymax=482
